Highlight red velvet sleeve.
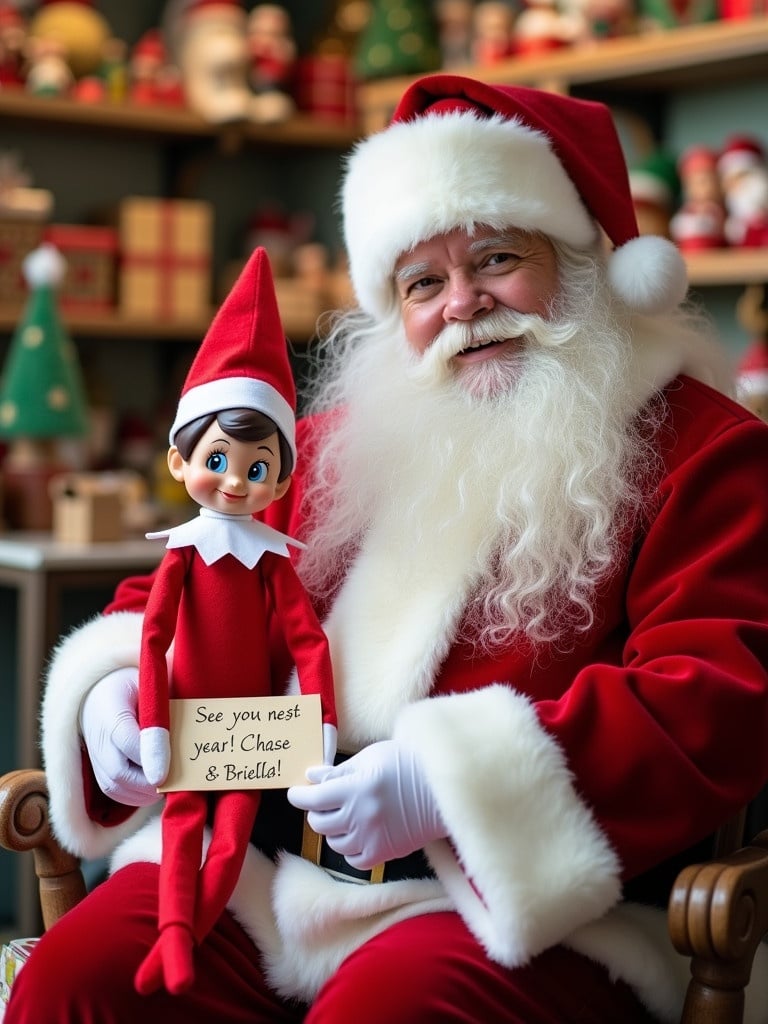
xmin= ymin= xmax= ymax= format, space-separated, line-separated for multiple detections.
xmin=103 ymin=567 xmax=158 ymax=615
xmin=265 ymin=554 xmax=336 ymax=726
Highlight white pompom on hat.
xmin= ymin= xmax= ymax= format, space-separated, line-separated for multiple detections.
xmin=341 ymin=74 xmax=688 ymax=319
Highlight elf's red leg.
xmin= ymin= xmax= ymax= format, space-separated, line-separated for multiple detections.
xmin=193 ymin=790 xmax=262 ymax=944
xmin=135 ymin=790 xmax=208 ymax=995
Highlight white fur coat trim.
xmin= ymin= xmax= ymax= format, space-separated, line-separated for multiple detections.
xmin=41 ymin=610 xmax=156 ymax=860
xmin=104 ymin=817 xmax=768 ymax=1019
xmin=394 ymin=685 xmax=622 ymax=965
xmin=565 ymin=901 xmax=768 ymax=1024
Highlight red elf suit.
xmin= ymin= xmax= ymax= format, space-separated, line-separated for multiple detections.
xmin=134 ymin=247 xmax=336 ymax=996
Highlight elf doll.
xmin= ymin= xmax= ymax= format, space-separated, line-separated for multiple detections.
xmin=134 ymin=246 xmax=337 ymax=997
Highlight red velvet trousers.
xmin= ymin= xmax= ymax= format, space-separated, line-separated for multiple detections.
xmin=6 ymin=862 xmax=659 ymax=1023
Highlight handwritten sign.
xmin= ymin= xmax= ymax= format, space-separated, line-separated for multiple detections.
xmin=158 ymin=694 xmax=322 ymax=792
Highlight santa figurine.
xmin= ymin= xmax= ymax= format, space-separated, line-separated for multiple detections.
xmin=134 ymin=246 xmax=337 ymax=997
xmin=246 ymin=3 xmax=296 ymax=124
xmin=717 ymin=134 xmax=768 ymax=248
xmin=669 ymin=145 xmax=727 ymax=251
xmin=471 ymin=1 xmax=515 ymax=64
xmin=513 ymin=0 xmax=582 ymax=55
xmin=164 ymin=0 xmax=251 ymax=124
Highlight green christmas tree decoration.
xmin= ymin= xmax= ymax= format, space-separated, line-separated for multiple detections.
xmin=0 ymin=243 xmax=89 ymax=440
xmin=354 ymin=0 xmax=442 ymax=81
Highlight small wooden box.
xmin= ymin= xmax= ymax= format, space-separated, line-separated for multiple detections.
xmin=51 ymin=473 xmax=124 ymax=544
xmin=117 ymin=197 xmax=213 ymax=321
xmin=0 ymin=217 xmax=46 ymax=303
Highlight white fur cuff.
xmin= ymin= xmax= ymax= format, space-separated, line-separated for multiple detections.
xmin=41 ymin=611 xmax=152 ymax=859
xmin=394 ymin=684 xmax=622 ymax=966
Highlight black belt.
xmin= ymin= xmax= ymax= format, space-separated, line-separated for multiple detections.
xmin=301 ymin=813 xmax=435 ymax=884
xmin=247 ymin=752 xmax=436 ymax=885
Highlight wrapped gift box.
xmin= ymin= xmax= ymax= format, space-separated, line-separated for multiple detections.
xmin=44 ymin=224 xmax=118 ymax=312
xmin=117 ymin=197 xmax=213 ymax=321
xmin=1 ymin=937 xmax=38 ymax=1016
xmin=50 ymin=471 xmax=125 ymax=544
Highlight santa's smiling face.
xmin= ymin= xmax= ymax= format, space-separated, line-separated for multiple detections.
xmin=394 ymin=225 xmax=559 ymax=366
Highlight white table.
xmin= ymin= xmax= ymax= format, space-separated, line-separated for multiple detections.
xmin=0 ymin=533 xmax=162 ymax=936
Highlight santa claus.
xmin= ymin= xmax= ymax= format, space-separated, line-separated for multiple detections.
xmin=7 ymin=75 xmax=768 ymax=1024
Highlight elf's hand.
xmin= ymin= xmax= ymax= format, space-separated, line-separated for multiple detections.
xmin=139 ymin=727 xmax=171 ymax=787
xmin=79 ymin=668 xmax=161 ymax=807
xmin=287 ymin=739 xmax=446 ymax=869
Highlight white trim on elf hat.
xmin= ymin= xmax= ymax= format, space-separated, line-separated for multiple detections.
xmin=341 ymin=74 xmax=687 ymax=319
xmin=169 ymin=246 xmax=297 ymax=473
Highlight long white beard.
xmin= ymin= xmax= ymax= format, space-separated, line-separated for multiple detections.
xmin=298 ymin=263 xmax=665 ymax=655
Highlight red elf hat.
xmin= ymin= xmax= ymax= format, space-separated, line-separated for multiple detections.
xmin=169 ymin=246 xmax=297 ymax=471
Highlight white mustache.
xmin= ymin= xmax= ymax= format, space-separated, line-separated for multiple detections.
xmin=434 ymin=309 xmax=578 ymax=360
xmin=407 ymin=309 xmax=581 ymax=387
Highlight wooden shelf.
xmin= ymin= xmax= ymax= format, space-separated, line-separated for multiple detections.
xmin=358 ymin=16 xmax=768 ymax=132
xmin=685 ymin=248 xmax=768 ymax=286
xmin=0 ymin=88 xmax=360 ymax=150
xmin=0 ymin=303 xmax=321 ymax=343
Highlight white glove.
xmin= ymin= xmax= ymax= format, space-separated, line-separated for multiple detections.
xmin=139 ymin=726 xmax=171 ymax=787
xmin=78 ymin=668 xmax=161 ymax=807
xmin=287 ymin=739 xmax=446 ymax=870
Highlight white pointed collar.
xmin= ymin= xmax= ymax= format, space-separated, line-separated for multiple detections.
xmin=146 ymin=507 xmax=304 ymax=569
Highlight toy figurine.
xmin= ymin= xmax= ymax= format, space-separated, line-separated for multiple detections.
xmin=736 ymin=284 xmax=768 ymax=423
xmin=669 ymin=145 xmax=726 ymax=251
xmin=246 ymin=3 xmax=296 ymax=123
xmin=166 ymin=0 xmax=251 ymax=124
xmin=435 ymin=0 xmax=474 ymax=67
xmin=24 ymin=34 xmax=73 ymax=95
xmin=561 ymin=0 xmax=636 ymax=43
xmin=717 ymin=135 xmax=768 ymax=248
xmin=134 ymin=246 xmax=337 ymax=997
xmin=513 ymin=0 xmax=582 ymax=56
xmin=629 ymin=149 xmax=680 ymax=240
xmin=0 ymin=4 xmax=26 ymax=88
xmin=471 ymin=1 xmax=514 ymax=64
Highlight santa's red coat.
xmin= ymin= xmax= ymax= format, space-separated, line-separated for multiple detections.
xmin=40 ymin=373 xmax=768 ymax=1022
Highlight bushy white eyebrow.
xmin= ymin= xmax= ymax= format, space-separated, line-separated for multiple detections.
xmin=395 ymin=260 xmax=431 ymax=284
xmin=467 ymin=233 xmax=526 ymax=254
xmin=395 ymin=233 xmax=528 ymax=284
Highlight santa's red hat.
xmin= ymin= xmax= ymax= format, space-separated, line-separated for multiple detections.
xmin=342 ymin=74 xmax=688 ymax=319
xmin=718 ymin=135 xmax=765 ymax=181
xmin=169 ymin=246 xmax=296 ymax=471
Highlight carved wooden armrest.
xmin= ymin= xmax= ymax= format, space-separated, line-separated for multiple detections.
xmin=668 ymin=830 xmax=768 ymax=1024
xmin=0 ymin=769 xmax=87 ymax=931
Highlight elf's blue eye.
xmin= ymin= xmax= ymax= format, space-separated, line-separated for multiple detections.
xmin=249 ymin=461 xmax=268 ymax=483
xmin=206 ymin=452 xmax=227 ymax=474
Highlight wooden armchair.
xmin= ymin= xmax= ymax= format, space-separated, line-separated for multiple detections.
xmin=2 ymin=768 xmax=768 ymax=1024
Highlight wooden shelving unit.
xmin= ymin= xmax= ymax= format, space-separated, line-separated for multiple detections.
xmin=0 ymin=88 xmax=360 ymax=149
xmin=0 ymin=19 xmax=765 ymax=342
xmin=0 ymin=302 xmax=321 ymax=343
xmin=685 ymin=248 xmax=768 ymax=287
xmin=358 ymin=16 xmax=768 ymax=132
xmin=356 ymin=17 xmax=768 ymax=298
xmin=0 ymin=92 xmax=359 ymax=341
